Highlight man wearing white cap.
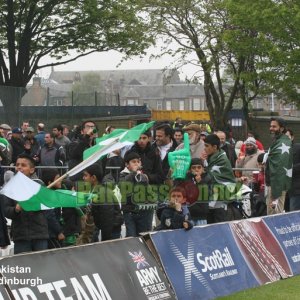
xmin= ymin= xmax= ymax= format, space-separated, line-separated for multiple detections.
xmin=0 ymin=124 xmax=11 ymax=139
xmin=176 ymin=124 xmax=205 ymax=158
xmin=236 ymin=137 xmax=264 ymax=180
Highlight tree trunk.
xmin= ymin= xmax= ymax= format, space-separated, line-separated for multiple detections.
xmin=242 ymin=99 xmax=252 ymax=131
xmin=0 ymin=86 xmax=27 ymax=126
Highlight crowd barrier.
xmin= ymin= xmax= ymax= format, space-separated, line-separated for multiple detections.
xmin=145 ymin=211 xmax=300 ymax=299
xmin=0 ymin=238 xmax=175 ymax=300
xmin=1 ymin=212 xmax=300 ymax=299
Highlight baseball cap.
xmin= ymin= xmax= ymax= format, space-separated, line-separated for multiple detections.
xmin=12 ymin=127 xmax=22 ymax=134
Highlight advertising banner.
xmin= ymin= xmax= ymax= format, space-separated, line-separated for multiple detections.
xmin=148 ymin=224 xmax=261 ymax=300
xmin=0 ymin=280 xmax=11 ymax=300
xmin=0 ymin=238 xmax=175 ymax=300
xmin=229 ymin=218 xmax=293 ymax=283
xmin=263 ymin=212 xmax=300 ymax=275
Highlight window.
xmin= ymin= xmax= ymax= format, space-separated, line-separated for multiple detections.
xmin=254 ymin=99 xmax=262 ymax=109
xmin=127 ymin=99 xmax=138 ymax=106
xmin=179 ymin=100 xmax=184 ymax=111
xmin=157 ymin=101 xmax=163 ymax=110
xmin=193 ymin=98 xmax=200 ymax=110
xmin=166 ymin=100 xmax=172 ymax=110
xmin=231 ymin=118 xmax=242 ymax=127
xmin=53 ymin=99 xmax=63 ymax=106
xmin=200 ymin=98 xmax=206 ymax=110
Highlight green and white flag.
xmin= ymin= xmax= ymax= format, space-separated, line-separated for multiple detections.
xmin=206 ymin=150 xmax=238 ymax=203
xmin=267 ymin=134 xmax=293 ymax=199
xmin=207 ymin=150 xmax=236 ymax=186
xmin=0 ymin=172 xmax=90 ymax=211
xmin=67 ymin=121 xmax=155 ymax=177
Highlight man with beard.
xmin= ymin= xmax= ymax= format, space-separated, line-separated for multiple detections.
xmin=216 ymin=131 xmax=237 ymax=168
xmin=52 ymin=124 xmax=71 ymax=148
xmin=176 ymin=124 xmax=205 ymax=158
xmin=39 ymin=133 xmax=66 ymax=167
xmin=68 ymin=120 xmax=97 ymax=181
xmin=235 ymin=137 xmax=264 ymax=181
xmin=265 ymin=118 xmax=293 ymax=215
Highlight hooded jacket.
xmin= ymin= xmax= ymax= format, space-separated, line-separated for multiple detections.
xmin=127 ymin=142 xmax=164 ymax=184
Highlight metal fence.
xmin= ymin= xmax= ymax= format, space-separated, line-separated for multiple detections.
xmin=1 ymin=165 xmax=260 ymax=179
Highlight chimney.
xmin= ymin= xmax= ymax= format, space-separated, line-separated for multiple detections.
xmin=32 ymin=77 xmax=41 ymax=87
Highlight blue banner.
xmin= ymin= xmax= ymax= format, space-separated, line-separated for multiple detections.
xmin=263 ymin=212 xmax=300 ymax=275
xmin=149 ymin=224 xmax=260 ymax=300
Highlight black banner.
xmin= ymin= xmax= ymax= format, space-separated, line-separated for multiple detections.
xmin=0 ymin=238 xmax=175 ymax=300
xmin=0 ymin=278 xmax=11 ymax=300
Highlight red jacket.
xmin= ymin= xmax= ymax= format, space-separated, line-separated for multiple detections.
xmin=239 ymin=140 xmax=264 ymax=156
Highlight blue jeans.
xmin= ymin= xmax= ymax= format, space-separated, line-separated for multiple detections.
xmin=290 ymin=195 xmax=300 ymax=211
xmin=14 ymin=239 xmax=48 ymax=255
xmin=191 ymin=219 xmax=207 ymax=226
xmin=123 ymin=210 xmax=153 ymax=237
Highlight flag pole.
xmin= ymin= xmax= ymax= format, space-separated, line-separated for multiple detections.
xmin=47 ymin=173 xmax=68 ymax=189
xmin=47 ymin=137 xmax=121 ymax=189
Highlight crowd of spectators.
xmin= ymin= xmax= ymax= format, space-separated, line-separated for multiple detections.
xmin=0 ymin=117 xmax=295 ymax=255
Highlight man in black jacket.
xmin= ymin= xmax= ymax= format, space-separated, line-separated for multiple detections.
xmin=10 ymin=127 xmax=24 ymax=165
xmin=0 ymin=194 xmax=10 ymax=249
xmin=68 ymin=120 xmax=97 ymax=181
xmin=81 ymin=163 xmax=117 ymax=242
xmin=152 ymin=124 xmax=177 ymax=181
xmin=287 ymin=130 xmax=300 ymax=211
xmin=4 ymin=154 xmax=49 ymax=254
xmin=126 ymin=130 xmax=164 ymax=185
xmin=216 ymin=130 xmax=237 ymax=168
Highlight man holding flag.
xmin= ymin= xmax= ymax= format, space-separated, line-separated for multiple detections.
xmin=202 ymin=134 xmax=237 ymax=223
xmin=265 ymin=118 xmax=293 ymax=215
xmin=4 ymin=154 xmax=49 ymax=254
xmin=1 ymin=122 xmax=156 ymax=244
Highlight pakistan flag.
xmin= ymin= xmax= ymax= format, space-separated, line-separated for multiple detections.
xmin=206 ymin=150 xmax=237 ymax=201
xmin=267 ymin=134 xmax=293 ymax=199
xmin=207 ymin=150 xmax=236 ymax=186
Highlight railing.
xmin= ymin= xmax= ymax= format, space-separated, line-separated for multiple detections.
xmin=0 ymin=165 xmax=260 ymax=180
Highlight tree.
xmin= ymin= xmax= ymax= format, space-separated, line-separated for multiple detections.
xmin=138 ymin=0 xmax=254 ymax=129
xmin=0 ymin=0 xmax=152 ymax=125
xmin=225 ymin=0 xmax=300 ymax=104
xmin=139 ymin=0 xmax=300 ymax=129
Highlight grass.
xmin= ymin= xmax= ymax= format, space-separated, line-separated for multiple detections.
xmin=217 ymin=276 xmax=300 ymax=300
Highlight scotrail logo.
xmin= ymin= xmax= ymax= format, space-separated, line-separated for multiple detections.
xmin=129 ymin=251 xmax=150 ymax=269
xmin=169 ymin=239 xmax=213 ymax=295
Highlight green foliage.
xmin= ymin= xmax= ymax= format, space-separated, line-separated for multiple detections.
xmin=138 ymin=0 xmax=300 ymax=128
xmin=0 ymin=0 xmax=152 ymax=124
xmin=224 ymin=0 xmax=300 ymax=104
xmin=0 ymin=0 xmax=151 ymax=87
xmin=138 ymin=0 xmax=249 ymax=129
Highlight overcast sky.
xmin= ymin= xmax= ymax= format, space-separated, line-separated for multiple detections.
xmin=39 ymin=46 xmax=201 ymax=82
